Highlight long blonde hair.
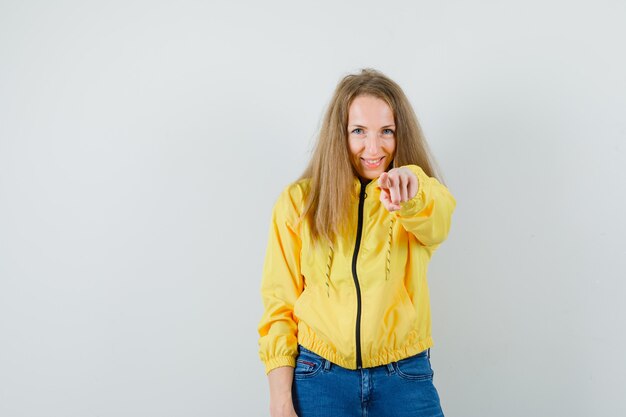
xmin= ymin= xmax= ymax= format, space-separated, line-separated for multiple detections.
xmin=298 ymin=68 xmax=444 ymax=246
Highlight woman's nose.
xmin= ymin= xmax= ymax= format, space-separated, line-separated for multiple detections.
xmin=365 ymin=135 xmax=381 ymax=154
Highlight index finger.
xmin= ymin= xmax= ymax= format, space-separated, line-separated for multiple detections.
xmin=378 ymin=172 xmax=391 ymax=189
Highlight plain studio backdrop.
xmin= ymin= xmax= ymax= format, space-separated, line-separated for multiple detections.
xmin=1 ymin=1 xmax=625 ymax=416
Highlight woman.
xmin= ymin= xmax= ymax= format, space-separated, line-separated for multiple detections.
xmin=257 ymin=68 xmax=456 ymax=417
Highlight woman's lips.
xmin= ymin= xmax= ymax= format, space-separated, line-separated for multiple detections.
xmin=361 ymin=156 xmax=384 ymax=169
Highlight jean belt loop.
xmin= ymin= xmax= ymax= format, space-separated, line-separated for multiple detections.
xmin=427 ymin=347 xmax=431 ymax=359
xmin=386 ymin=362 xmax=395 ymax=375
xmin=324 ymin=359 xmax=331 ymax=371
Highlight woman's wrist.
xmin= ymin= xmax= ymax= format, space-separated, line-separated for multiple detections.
xmin=268 ymin=365 xmax=294 ymax=399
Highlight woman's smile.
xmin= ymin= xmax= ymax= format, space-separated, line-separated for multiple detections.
xmin=361 ymin=156 xmax=385 ymax=169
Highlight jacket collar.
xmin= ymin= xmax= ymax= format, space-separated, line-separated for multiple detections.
xmin=353 ymin=176 xmax=379 ymax=195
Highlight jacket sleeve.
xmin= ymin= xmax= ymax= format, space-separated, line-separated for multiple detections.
xmin=394 ymin=164 xmax=457 ymax=250
xmin=257 ymin=185 xmax=304 ymax=374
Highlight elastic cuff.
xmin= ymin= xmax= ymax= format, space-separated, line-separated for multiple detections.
xmin=395 ymin=192 xmax=426 ymax=217
xmin=264 ymin=355 xmax=296 ymax=375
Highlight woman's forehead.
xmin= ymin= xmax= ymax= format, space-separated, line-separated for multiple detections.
xmin=348 ymin=96 xmax=395 ymax=125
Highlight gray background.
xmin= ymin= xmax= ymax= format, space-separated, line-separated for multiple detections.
xmin=1 ymin=1 xmax=625 ymax=416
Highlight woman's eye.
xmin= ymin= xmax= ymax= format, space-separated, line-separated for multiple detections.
xmin=383 ymin=129 xmax=395 ymax=135
xmin=352 ymin=128 xmax=364 ymax=135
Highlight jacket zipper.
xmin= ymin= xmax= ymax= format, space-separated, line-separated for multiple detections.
xmin=351 ymin=180 xmax=367 ymax=369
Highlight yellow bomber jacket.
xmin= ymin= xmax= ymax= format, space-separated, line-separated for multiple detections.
xmin=257 ymin=164 xmax=456 ymax=374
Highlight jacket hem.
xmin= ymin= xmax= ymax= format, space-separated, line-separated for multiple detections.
xmin=362 ymin=336 xmax=434 ymax=368
xmin=297 ymin=325 xmax=434 ymax=370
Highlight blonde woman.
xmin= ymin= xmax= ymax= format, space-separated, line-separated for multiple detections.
xmin=258 ymin=68 xmax=456 ymax=417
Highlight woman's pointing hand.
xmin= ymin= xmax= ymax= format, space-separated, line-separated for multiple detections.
xmin=378 ymin=167 xmax=418 ymax=212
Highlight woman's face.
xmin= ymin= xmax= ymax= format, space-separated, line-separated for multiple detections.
xmin=347 ymin=95 xmax=396 ymax=180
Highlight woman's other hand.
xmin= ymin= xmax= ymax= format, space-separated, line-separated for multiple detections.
xmin=378 ymin=167 xmax=418 ymax=212
xmin=269 ymin=397 xmax=298 ymax=417
xmin=268 ymin=366 xmax=299 ymax=417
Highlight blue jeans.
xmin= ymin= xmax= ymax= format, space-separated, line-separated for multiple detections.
xmin=292 ymin=345 xmax=445 ymax=417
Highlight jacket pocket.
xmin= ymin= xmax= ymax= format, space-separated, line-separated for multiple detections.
xmin=399 ymin=282 xmax=418 ymax=325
